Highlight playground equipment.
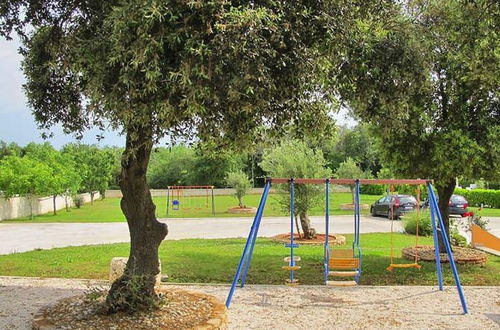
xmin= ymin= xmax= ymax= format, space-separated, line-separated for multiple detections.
xmin=387 ymin=185 xmax=422 ymax=271
xmin=225 ymin=178 xmax=468 ymax=315
xmin=166 ymin=185 xmax=215 ymax=216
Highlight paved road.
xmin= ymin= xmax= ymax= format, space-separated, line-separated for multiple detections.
xmin=0 ymin=215 xmax=498 ymax=255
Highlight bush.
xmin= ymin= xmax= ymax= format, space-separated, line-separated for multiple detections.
xmin=451 ymin=229 xmax=468 ymax=247
xmin=402 ymin=211 xmax=432 ymax=236
xmin=73 ymin=195 xmax=84 ymax=208
xmin=360 ymin=184 xmax=385 ymax=195
xmin=454 ymin=188 xmax=500 ymax=208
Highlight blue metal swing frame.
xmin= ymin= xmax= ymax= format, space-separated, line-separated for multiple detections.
xmin=225 ymin=178 xmax=468 ymax=315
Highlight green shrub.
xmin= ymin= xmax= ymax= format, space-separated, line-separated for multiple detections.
xmin=397 ymin=184 xmax=429 ymax=200
xmin=450 ymin=229 xmax=468 ymax=247
xmin=454 ymin=188 xmax=500 ymax=208
xmin=402 ymin=211 xmax=432 ymax=236
xmin=73 ymin=195 xmax=84 ymax=208
xmin=360 ymin=184 xmax=385 ymax=195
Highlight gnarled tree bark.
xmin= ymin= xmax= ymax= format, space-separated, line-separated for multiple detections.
xmin=299 ymin=211 xmax=316 ymax=239
xmin=436 ymin=180 xmax=455 ymax=253
xmin=106 ymin=129 xmax=169 ymax=313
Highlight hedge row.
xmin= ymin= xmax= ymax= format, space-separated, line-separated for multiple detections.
xmin=454 ymin=188 xmax=500 ymax=208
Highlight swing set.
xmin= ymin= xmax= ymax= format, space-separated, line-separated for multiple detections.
xmin=225 ymin=177 xmax=468 ymax=315
xmin=166 ymin=185 xmax=215 ymax=216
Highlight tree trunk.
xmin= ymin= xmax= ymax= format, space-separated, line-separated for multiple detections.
xmin=53 ymin=195 xmax=57 ymax=215
xmin=294 ymin=213 xmax=301 ymax=239
xmin=350 ymin=186 xmax=355 ymax=204
xmin=299 ymin=211 xmax=316 ymax=239
xmin=106 ymin=129 xmax=169 ymax=313
xmin=238 ymin=197 xmax=243 ymax=208
xmin=28 ymin=193 xmax=34 ymax=220
xmin=436 ymin=180 xmax=455 ymax=253
xmin=90 ymin=192 xmax=94 ymax=205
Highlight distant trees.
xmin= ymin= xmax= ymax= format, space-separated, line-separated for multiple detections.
xmin=24 ymin=143 xmax=80 ymax=214
xmin=0 ymin=156 xmax=52 ymax=219
xmin=62 ymin=144 xmax=115 ymax=203
xmin=147 ymin=145 xmax=245 ymax=188
xmin=335 ymin=158 xmax=370 ymax=203
xmin=260 ymin=140 xmax=332 ymax=239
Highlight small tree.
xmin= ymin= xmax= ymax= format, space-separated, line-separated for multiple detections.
xmin=335 ymin=158 xmax=368 ymax=203
xmin=0 ymin=156 xmax=52 ymax=219
xmin=260 ymin=140 xmax=332 ymax=239
xmin=24 ymin=143 xmax=81 ymax=214
xmin=62 ymin=144 xmax=114 ymax=204
xmin=226 ymin=171 xmax=251 ymax=208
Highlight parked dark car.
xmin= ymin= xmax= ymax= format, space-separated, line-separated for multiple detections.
xmin=370 ymin=195 xmax=418 ymax=219
xmin=421 ymin=194 xmax=469 ymax=217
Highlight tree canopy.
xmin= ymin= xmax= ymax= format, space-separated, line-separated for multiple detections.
xmin=260 ymin=140 xmax=332 ymax=238
xmin=332 ymin=0 xmax=500 ymax=247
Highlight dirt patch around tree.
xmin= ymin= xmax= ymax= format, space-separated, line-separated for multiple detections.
xmin=402 ymin=245 xmax=487 ymax=265
xmin=32 ymin=288 xmax=227 ymax=330
xmin=227 ymin=206 xmax=257 ymax=214
xmin=272 ymin=233 xmax=346 ymax=245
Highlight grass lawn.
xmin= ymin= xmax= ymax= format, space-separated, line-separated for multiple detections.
xmin=0 ymin=233 xmax=498 ymax=286
xmin=2 ymin=192 xmax=383 ymax=223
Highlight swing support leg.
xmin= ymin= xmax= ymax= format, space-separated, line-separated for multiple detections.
xmin=427 ymin=183 xmax=468 ymax=314
xmin=225 ymin=180 xmax=271 ymax=308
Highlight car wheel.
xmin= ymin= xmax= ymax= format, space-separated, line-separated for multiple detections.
xmin=370 ymin=206 xmax=376 ymax=217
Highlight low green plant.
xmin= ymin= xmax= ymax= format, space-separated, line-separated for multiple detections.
xmin=106 ymin=275 xmax=165 ymax=314
xmin=402 ymin=211 xmax=432 ymax=236
xmin=73 ymin=195 xmax=84 ymax=208
xmin=450 ymin=229 xmax=468 ymax=247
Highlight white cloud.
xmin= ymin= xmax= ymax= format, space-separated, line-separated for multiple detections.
xmin=0 ymin=36 xmax=28 ymax=114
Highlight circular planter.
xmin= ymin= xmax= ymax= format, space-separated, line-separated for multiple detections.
xmin=272 ymin=233 xmax=346 ymax=246
xmin=402 ymin=245 xmax=487 ymax=265
xmin=227 ymin=206 xmax=257 ymax=214
xmin=33 ymin=288 xmax=228 ymax=330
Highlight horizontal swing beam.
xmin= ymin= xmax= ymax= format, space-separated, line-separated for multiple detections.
xmin=269 ymin=178 xmax=430 ymax=185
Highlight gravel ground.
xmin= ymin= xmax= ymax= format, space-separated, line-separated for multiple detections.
xmin=0 ymin=276 xmax=499 ymax=330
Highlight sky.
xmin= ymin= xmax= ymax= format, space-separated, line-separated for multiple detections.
xmin=0 ymin=36 xmax=355 ymax=149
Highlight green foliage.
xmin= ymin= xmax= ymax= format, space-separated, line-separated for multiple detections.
xmin=360 ymin=184 xmax=385 ymax=195
xmin=62 ymin=144 xmax=114 ymax=199
xmin=147 ymin=146 xmax=245 ymax=188
xmin=328 ymin=125 xmax=381 ymax=175
xmin=106 ymin=275 xmax=164 ymax=314
xmin=333 ymin=0 xmax=500 ymax=219
xmin=24 ymin=143 xmax=81 ymax=200
xmin=148 ymin=146 xmax=197 ymax=188
xmin=226 ymin=170 xmax=251 ymax=208
xmin=260 ymin=140 xmax=332 ymax=216
xmin=454 ymin=188 xmax=500 ymax=208
xmin=450 ymin=230 xmax=468 ymax=248
xmin=402 ymin=211 xmax=432 ymax=237
xmin=0 ymin=140 xmax=22 ymax=160
xmin=0 ymin=155 xmax=53 ymax=219
xmin=335 ymin=157 xmax=370 ymax=202
xmin=73 ymin=195 xmax=84 ymax=209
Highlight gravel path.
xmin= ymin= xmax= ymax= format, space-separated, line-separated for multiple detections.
xmin=0 ymin=277 xmax=498 ymax=329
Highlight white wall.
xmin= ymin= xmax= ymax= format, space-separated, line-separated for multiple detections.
xmin=0 ymin=192 xmax=100 ymax=221
xmin=105 ymin=185 xmax=351 ymax=198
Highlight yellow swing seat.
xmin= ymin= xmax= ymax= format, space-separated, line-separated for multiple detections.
xmin=386 ymin=263 xmax=421 ymax=271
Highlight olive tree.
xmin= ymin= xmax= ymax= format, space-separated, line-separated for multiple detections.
xmin=260 ymin=140 xmax=332 ymax=239
xmin=226 ymin=170 xmax=251 ymax=208
xmin=332 ymin=0 xmax=500 ymax=250
xmin=1 ymin=0 xmax=337 ymax=312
